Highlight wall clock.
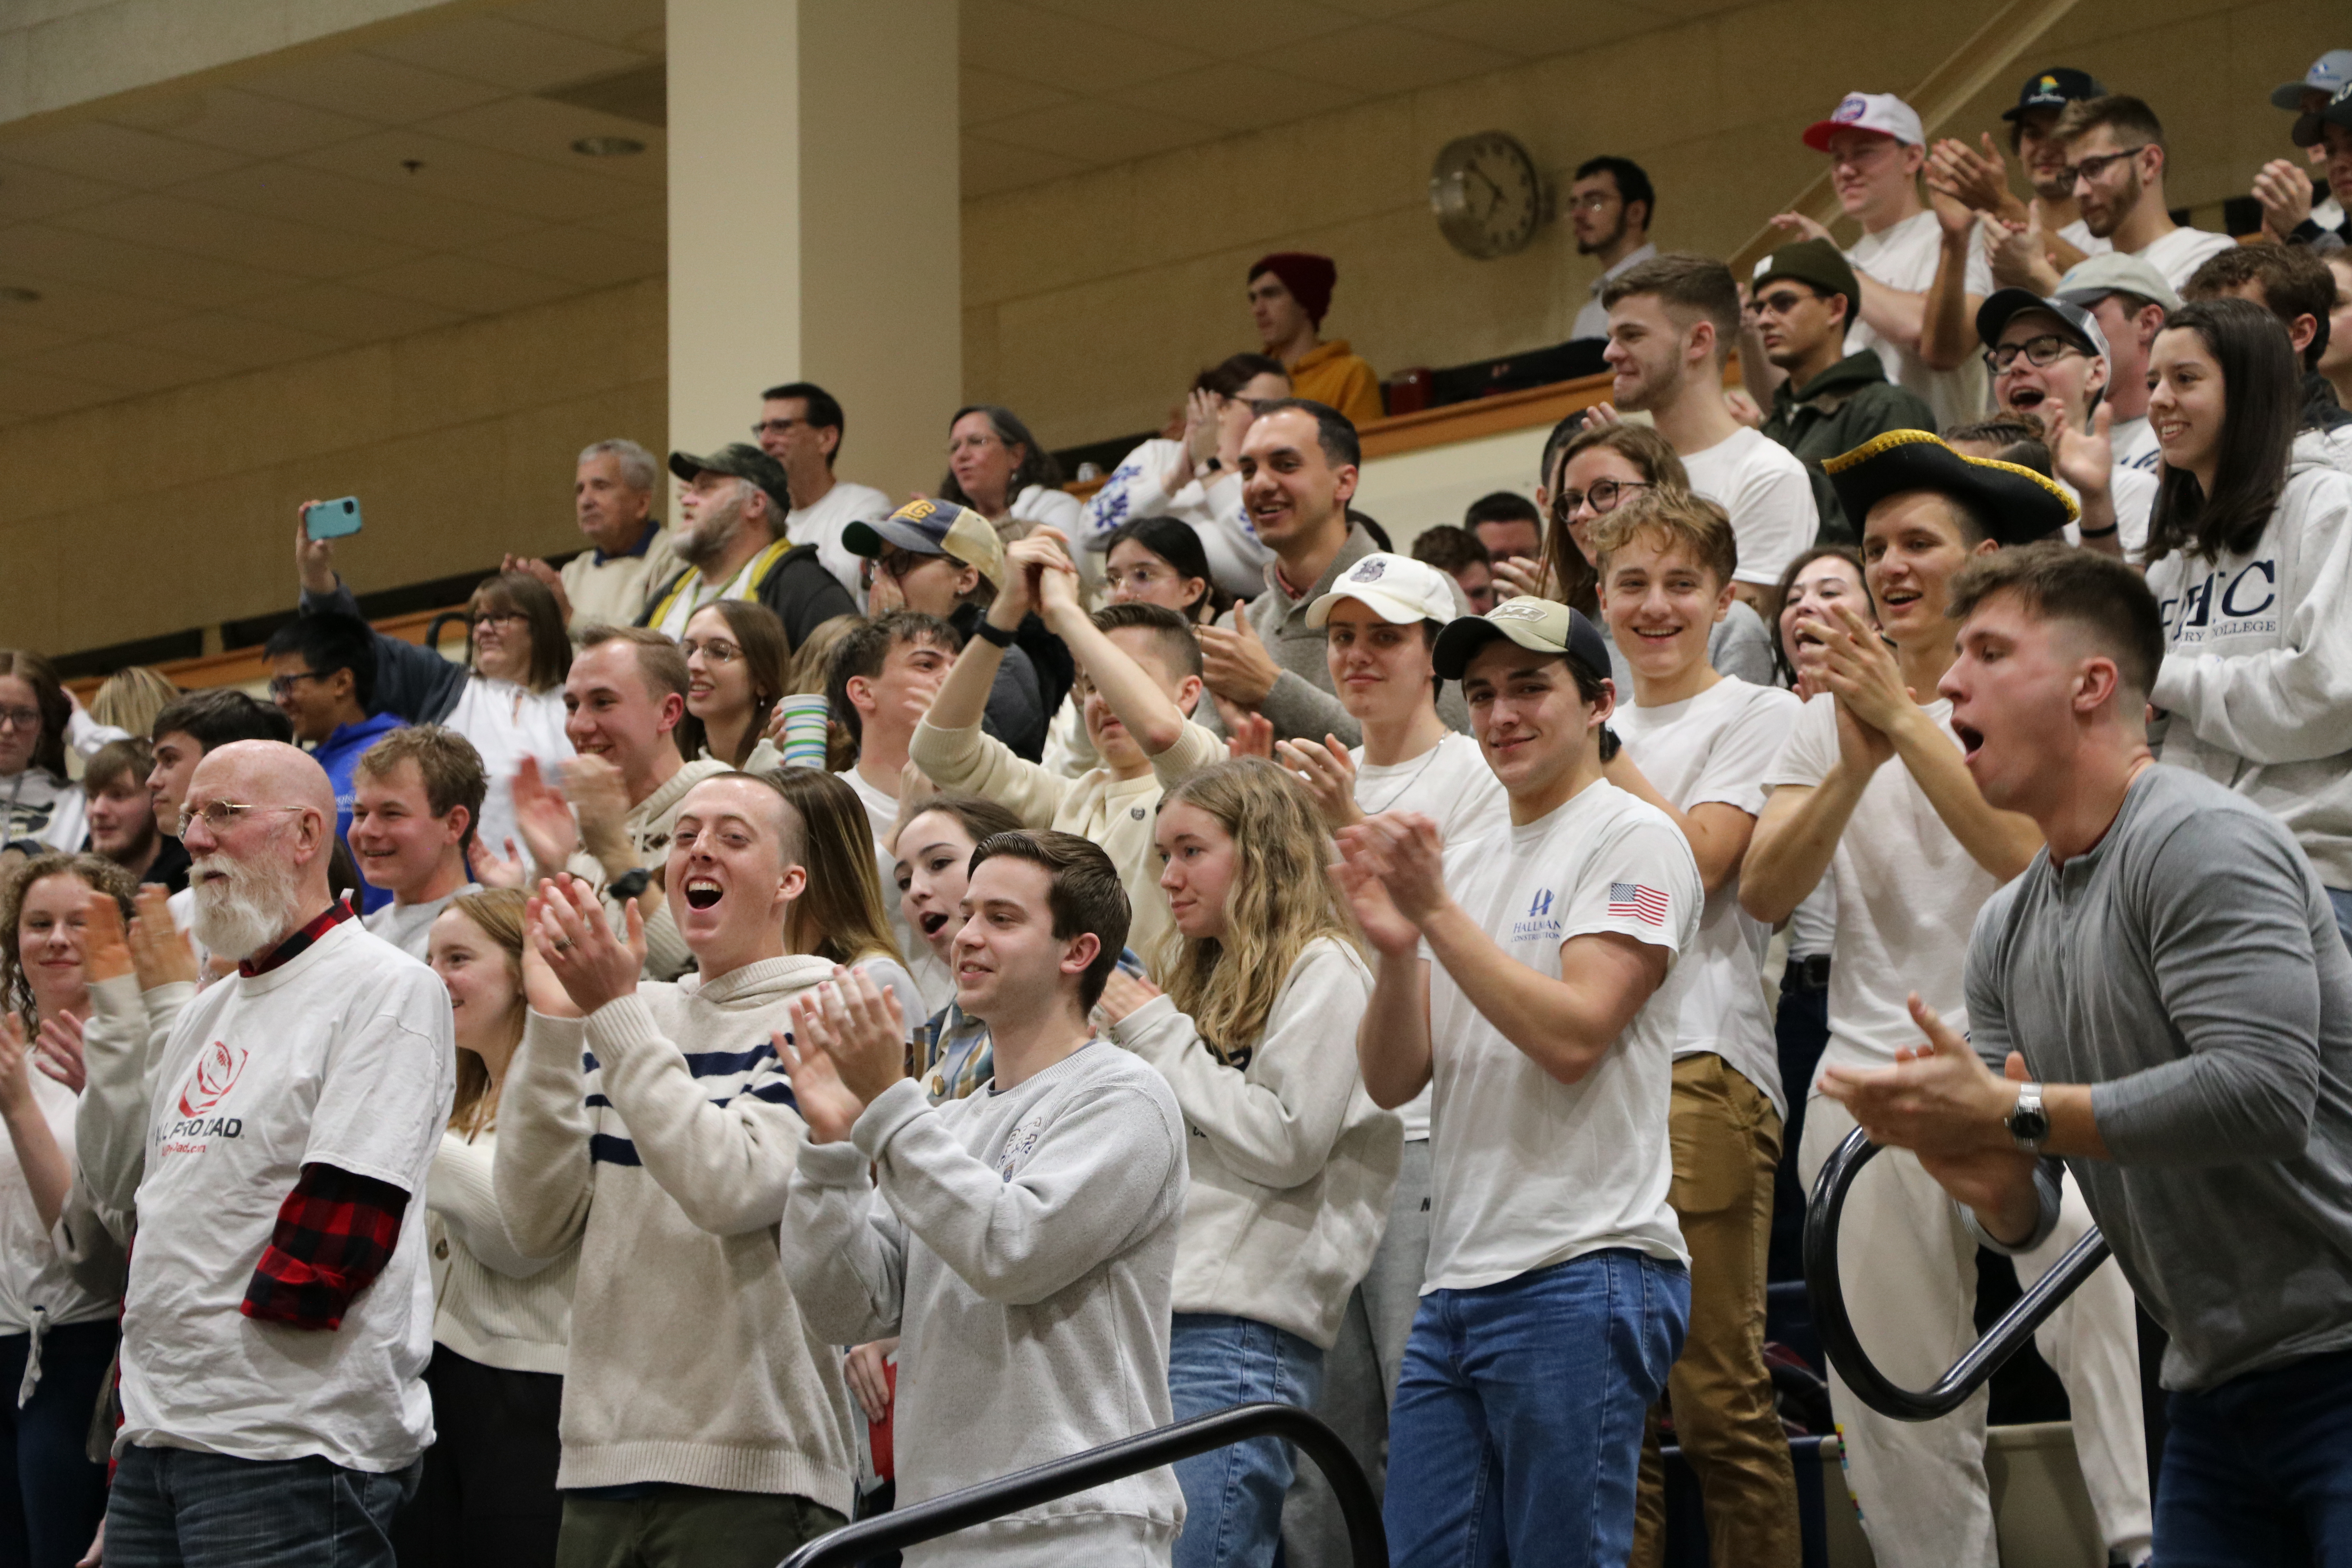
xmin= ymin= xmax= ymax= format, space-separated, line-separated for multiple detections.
xmin=1430 ymin=131 xmax=1544 ymax=259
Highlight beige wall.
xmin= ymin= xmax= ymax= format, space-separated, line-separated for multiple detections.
xmin=961 ymin=0 xmax=2340 ymax=459
xmin=0 ymin=275 xmax=663 ymax=655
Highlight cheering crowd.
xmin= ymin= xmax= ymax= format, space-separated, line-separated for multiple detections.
xmin=1 ymin=51 xmax=2351 ymax=1568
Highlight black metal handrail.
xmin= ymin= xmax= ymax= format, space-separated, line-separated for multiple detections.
xmin=776 ymin=1402 xmax=1384 ymax=1568
xmin=1804 ymin=1125 xmax=2112 ymax=1421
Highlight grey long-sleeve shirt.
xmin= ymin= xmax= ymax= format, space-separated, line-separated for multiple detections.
xmin=1965 ymin=763 xmax=2352 ymax=1390
xmin=781 ymin=1044 xmax=1188 ymax=1567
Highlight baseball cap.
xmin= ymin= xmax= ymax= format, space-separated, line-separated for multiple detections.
xmin=2293 ymin=80 xmax=2352 ymax=147
xmin=2053 ymin=252 xmax=2181 ymax=314
xmin=668 ymin=443 xmax=793 ymax=519
xmin=1752 ymin=239 xmax=1861 ymax=323
xmin=1802 ymin=92 xmax=1924 ymax=152
xmin=2003 ymin=67 xmax=2106 ymax=122
xmin=1431 ymin=597 xmax=1612 ymax=683
xmin=842 ymin=498 xmax=1008 ymax=588
xmin=1307 ymin=553 xmax=1459 ymax=629
xmin=2272 ymin=48 xmax=2352 ymax=111
xmin=1975 ymin=288 xmax=2112 ymax=360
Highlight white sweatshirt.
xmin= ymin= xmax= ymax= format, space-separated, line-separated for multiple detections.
xmin=2147 ymin=458 xmax=2352 ymax=886
xmin=1077 ymin=437 xmax=1275 ymax=600
xmin=1107 ymin=938 xmax=1401 ymax=1349
xmin=782 ymin=1044 xmax=1188 ymax=1567
xmin=426 ymin=1128 xmax=575 ymax=1377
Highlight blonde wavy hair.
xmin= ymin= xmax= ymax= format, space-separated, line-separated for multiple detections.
xmin=1153 ymin=758 xmax=1362 ymax=1061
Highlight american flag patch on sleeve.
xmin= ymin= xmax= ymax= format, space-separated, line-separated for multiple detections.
xmin=1608 ymin=882 xmax=1670 ymax=925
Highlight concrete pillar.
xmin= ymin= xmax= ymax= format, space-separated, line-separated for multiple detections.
xmin=666 ymin=0 xmax=959 ymax=502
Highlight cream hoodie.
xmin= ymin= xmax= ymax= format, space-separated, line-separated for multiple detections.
xmin=494 ymin=955 xmax=857 ymax=1510
xmin=2147 ymin=458 xmax=2352 ymax=886
xmin=1109 ymin=937 xmax=1401 ymax=1349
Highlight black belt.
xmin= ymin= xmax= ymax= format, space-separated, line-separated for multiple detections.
xmin=1785 ymin=953 xmax=1832 ymax=991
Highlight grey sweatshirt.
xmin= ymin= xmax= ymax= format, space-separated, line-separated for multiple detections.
xmin=1966 ymin=764 xmax=2352 ymax=1390
xmin=1243 ymin=524 xmax=1471 ymax=747
xmin=2145 ymin=458 xmax=2352 ymax=886
xmin=495 ymin=957 xmax=858 ymax=1509
xmin=781 ymin=1043 xmax=1188 ymax=1567
xmin=1107 ymin=938 xmax=1400 ymax=1349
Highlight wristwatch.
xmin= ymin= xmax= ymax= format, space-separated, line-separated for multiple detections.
xmin=1200 ymin=456 xmax=1224 ymax=475
xmin=608 ymin=867 xmax=652 ymax=900
xmin=2005 ymin=1081 xmax=2049 ymax=1153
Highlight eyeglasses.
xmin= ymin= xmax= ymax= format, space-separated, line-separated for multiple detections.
xmin=466 ymin=611 xmax=528 ymax=632
xmin=877 ymin=547 xmax=938 ymax=579
xmin=265 ymin=671 xmax=328 ymax=699
xmin=1566 ymin=191 xmax=1619 ymax=213
xmin=2062 ymin=146 xmax=2147 ymax=187
xmin=681 ymin=636 xmax=742 ymax=665
xmin=1753 ymin=289 xmax=1821 ymax=318
xmin=1553 ymin=478 xmax=1651 ymax=519
xmin=1985 ymin=334 xmax=2086 ymax=372
xmin=0 ymin=706 xmax=41 ymax=732
xmin=750 ymin=417 xmax=808 ymax=439
xmin=183 ymin=800 xmax=305 ymax=834
xmin=1109 ymin=561 xmax=1178 ymax=592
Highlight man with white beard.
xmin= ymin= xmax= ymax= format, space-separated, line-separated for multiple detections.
xmin=77 ymin=740 xmax=452 ymax=1568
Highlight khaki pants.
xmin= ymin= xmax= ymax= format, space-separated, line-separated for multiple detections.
xmin=1632 ymin=1053 xmax=1802 ymax=1568
xmin=557 ymin=1489 xmax=845 ymax=1568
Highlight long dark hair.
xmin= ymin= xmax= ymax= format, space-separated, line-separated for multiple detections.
xmin=2144 ymin=298 xmax=2299 ymax=565
xmin=1104 ymin=516 xmax=1226 ymax=621
xmin=938 ymin=405 xmax=1063 ymax=514
xmin=1540 ymin=423 xmax=1689 ymax=616
xmin=0 ymin=650 xmax=69 ymax=779
xmin=674 ymin=599 xmax=790 ymax=767
xmin=1768 ymin=544 xmax=1869 ymax=689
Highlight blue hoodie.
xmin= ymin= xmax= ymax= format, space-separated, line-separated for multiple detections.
xmin=312 ymin=710 xmax=407 ymax=914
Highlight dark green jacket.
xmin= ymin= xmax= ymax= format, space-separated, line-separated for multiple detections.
xmin=1760 ymin=351 xmax=1938 ymax=544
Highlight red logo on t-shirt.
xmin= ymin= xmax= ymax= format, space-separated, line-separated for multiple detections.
xmin=177 ymin=1041 xmax=247 ymax=1118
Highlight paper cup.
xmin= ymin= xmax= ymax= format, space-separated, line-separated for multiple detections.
xmin=777 ymin=694 xmax=831 ymax=771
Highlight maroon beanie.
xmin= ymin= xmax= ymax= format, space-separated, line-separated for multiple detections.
xmin=1248 ymin=252 xmax=1338 ymax=326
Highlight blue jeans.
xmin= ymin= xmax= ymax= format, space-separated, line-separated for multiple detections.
xmin=2156 ymin=1346 xmax=2352 ymax=1565
xmin=106 ymin=1447 xmax=420 ymax=1568
xmin=1384 ymin=1249 xmax=1689 ymax=1568
xmin=1168 ymin=1313 xmax=1324 ymax=1568
xmin=0 ymin=1320 xmax=115 ymax=1568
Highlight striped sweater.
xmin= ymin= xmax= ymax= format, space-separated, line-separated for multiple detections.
xmin=493 ymin=955 xmax=857 ymax=1511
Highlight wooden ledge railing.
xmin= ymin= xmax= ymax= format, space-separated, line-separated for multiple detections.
xmin=64 ymin=604 xmax=466 ymax=702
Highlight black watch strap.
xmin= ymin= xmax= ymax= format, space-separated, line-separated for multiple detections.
xmin=608 ymin=867 xmax=652 ymax=900
xmin=975 ymin=619 xmax=1016 ymax=648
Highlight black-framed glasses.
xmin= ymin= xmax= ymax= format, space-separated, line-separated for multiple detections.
xmin=266 ymin=670 xmax=329 ymax=699
xmin=0 ymin=706 xmax=40 ymax=731
xmin=183 ymin=800 xmax=305 ymax=834
xmin=2062 ymin=146 xmax=2147 ymax=187
xmin=466 ymin=611 xmax=528 ymax=632
xmin=1553 ymin=478 xmax=1651 ymax=519
xmin=750 ymin=417 xmax=808 ymax=439
xmin=1985 ymin=334 xmax=2086 ymax=372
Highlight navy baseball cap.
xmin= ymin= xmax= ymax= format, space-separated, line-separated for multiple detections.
xmin=2003 ymin=67 xmax=2106 ymax=122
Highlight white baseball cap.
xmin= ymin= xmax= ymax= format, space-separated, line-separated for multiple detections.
xmin=1306 ymin=553 xmax=1459 ymax=629
xmin=1803 ymin=92 xmax=1925 ymax=151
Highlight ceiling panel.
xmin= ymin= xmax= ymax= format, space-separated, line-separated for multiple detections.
xmin=0 ymin=0 xmax=1734 ymax=430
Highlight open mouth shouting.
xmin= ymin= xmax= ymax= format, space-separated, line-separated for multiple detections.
xmin=683 ymin=875 xmax=724 ymax=911
xmin=919 ymin=909 xmax=951 ymax=940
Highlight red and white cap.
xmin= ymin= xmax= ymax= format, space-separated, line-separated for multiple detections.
xmin=1802 ymin=92 xmax=1925 ymax=151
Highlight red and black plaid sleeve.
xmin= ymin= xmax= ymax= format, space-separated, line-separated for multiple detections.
xmin=241 ymin=1162 xmax=410 ymax=1332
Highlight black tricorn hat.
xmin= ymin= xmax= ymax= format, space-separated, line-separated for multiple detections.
xmin=1824 ymin=429 xmax=2078 ymax=546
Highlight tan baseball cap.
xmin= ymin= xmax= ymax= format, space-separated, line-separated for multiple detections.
xmin=843 ymin=498 xmax=1007 ymax=588
xmin=1431 ymin=595 xmax=1611 ymax=681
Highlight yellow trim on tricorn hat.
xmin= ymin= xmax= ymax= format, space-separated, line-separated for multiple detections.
xmin=1823 ymin=429 xmax=2077 ymax=546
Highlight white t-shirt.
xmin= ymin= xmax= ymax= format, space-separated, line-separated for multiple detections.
xmin=1845 ymin=208 xmax=1994 ymax=432
xmin=2136 ymin=226 xmax=2237 ymax=292
xmin=363 ymin=886 xmax=477 ymax=964
xmin=2054 ymin=219 xmax=2111 ymax=260
xmin=1422 ymin=780 xmax=1701 ymax=1292
xmin=1681 ymin=427 xmax=1818 ymax=590
xmin=0 ymin=1062 xmax=116 ymax=1333
xmin=787 ymin=480 xmax=891 ymax=606
xmin=445 ymin=676 xmax=573 ymax=865
xmin=1762 ymin=692 xmax=1999 ymax=1083
xmin=1349 ymin=729 xmax=1510 ymax=1140
xmin=120 ymin=918 xmax=454 ymax=1471
xmin=841 ymin=765 xmax=952 ymax=1013
xmin=1611 ymin=677 xmax=1803 ymax=1119
xmin=2059 ymin=465 xmax=2161 ymax=563
xmin=2112 ymin=414 xmax=2161 ymax=475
